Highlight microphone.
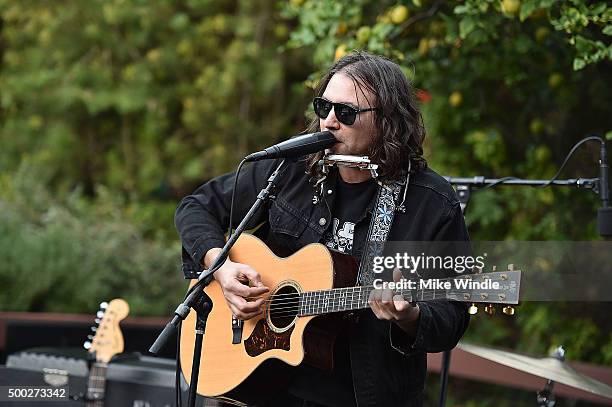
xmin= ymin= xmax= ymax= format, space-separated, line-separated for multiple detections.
xmin=244 ymin=131 xmax=337 ymax=162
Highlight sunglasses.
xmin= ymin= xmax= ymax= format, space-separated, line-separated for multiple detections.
xmin=313 ymin=97 xmax=377 ymax=125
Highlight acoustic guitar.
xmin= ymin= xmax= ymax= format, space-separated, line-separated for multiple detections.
xmin=180 ymin=234 xmax=520 ymax=405
xmin=83 ymin=298 xmax=130 ymax=407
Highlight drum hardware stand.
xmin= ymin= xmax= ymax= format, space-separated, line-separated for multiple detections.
xmin=535 ymin=346 xmax=565 ymax=407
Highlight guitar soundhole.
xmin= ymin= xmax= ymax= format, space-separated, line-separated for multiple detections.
xmin=268 ymin=284 xmax=299 ymax=331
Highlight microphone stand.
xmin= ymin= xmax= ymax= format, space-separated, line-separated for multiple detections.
xmin=444 ymin=177 xmax=599 ymax=213
xmin=437 ymin=166 xmax=609 ymax=406
xmin=149 ymin=159 xmax=287 ymax=407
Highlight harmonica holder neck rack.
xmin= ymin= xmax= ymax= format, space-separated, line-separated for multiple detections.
xmin=320 ymin=154 xmax=379 ymax=178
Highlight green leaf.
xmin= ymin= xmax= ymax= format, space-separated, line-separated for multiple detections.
xmin=459 ymin=16 xmax=476 ymax=39
xmin=520 ymin=0 xmax=539 ymax=22
xmin=590 ymin=3 xmax=607 ymax=16
xmin=573 ymin=58 xmax=586 ymax=70
xmin=454 ymin=5 xmax=470 ymax=15
xmin=603 ymin=25 xmax=612 ymax=35
xmin=574 ymin=35 xmax=597 ymax=57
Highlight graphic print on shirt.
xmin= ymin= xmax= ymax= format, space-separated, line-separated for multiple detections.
xmin=323 ymin=217 xmax=355 ymax=254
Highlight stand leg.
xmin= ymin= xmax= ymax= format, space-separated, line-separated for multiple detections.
xmin=438 ymin=186 xmax=468 ymax=406
xmin=187 ymin=296 xmax=211 ymax=407
xmin=439 ymin=350 xmax=451 ymax=407
xmin=536 ymin=380 xmax=556 ymax=407
xmin=188 ymin=331 xmax=204 ymax=407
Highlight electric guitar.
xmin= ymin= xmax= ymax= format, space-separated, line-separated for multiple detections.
xmin=180 ymin=234 xmax=521 ymax=405
xmin=83 ymin=298 xmax=130 ymax=407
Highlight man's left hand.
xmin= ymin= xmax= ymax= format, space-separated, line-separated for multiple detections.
xmin=369 ymin=269 xmax=420 ymax=337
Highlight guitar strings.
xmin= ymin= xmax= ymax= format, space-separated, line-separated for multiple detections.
xmin=268 ymin=291 xmax=438 ymax=315
xmin=264 ymin=292 xmax=441 ymax=317
xmin=248 ymin=285 xmax=417 ymax=302
xmin=266 ymin=297 xmax=431 ymax=317
xmin=247 ymin=283 xmax=464 ymax=302
xmin=247 ymin=286 xmax=375 ymax=300
xmin=251 ymin=286 xmax=441 ymax=306
xmin=252 ymin=290 xmax=434 ymax=312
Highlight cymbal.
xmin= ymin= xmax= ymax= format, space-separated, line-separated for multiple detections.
xmin=458 ymin=343 xmax=612 ymax=400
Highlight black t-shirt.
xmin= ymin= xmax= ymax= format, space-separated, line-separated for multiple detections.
xmin=289 ymin=176 xmax=377 ymax=406
xmin=321 ymin=177 xmax=378 ymax=255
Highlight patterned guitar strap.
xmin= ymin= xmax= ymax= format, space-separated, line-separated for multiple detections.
xmin=357 ymin=178 xmax=405 ymax=286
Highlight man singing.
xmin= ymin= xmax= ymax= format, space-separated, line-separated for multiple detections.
xmin=176 ymin=51 xmax=469 ymax=406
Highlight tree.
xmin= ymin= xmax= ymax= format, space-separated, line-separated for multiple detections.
xmin=0 ymin=0 xmax=312 ymax=202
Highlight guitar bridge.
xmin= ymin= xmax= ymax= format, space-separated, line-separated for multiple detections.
xmin=232 ymin=315 xmax=243 ymax=344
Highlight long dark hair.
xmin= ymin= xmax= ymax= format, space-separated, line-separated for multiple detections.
xmin=305 ymin=51 xmax=427 ymax=182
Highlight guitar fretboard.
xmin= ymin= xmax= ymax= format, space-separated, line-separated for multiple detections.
xmin=86 ymin=361 xmax=107 ymax=407
xmin=298 ymin=284 xmax=448 ymax=316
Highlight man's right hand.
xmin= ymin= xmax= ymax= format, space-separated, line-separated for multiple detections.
xmin=204 ymin=248 xmax=269 ymax=320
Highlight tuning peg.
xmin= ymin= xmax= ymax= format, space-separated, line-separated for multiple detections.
xmin=96 ymin=311 xmax=105 ymax=318
xmin=84 ymin=341 xmax=91 ymax=350
xmin=91 ymin=327 xmax=97 ymax=332
xmin=99 ymin=302 xmax=108 ymax=309
xmin=484 ymin=304 xmax=496 ymax=315
xmin=468 ymin=303 xmax=478 ymax=315
xmin=95 ymin=318 xmax=101 ymax=324
xmin=503 ymin=306 xmax=515 ymax=315
xmin=87 ymin=335 xmax=93 ymax=340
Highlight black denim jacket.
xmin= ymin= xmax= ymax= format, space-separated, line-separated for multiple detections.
xmin=175 ymin=159 xmax=470 ymax=407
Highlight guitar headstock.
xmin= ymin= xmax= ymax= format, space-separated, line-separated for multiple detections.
xmin=84 ymin=298 xmax=129 ymax=363
xmin=447 ymin=265 xmax=521 ymax=316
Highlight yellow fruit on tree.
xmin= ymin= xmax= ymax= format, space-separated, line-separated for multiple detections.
xmin=471 ymin=131 xmax=487 ymax=143
xmin=449 ymin=91 xmax=463 ymax=107
xmin=390 ymin=5 xmax=409 ymax=24
xmin=177 ymin=40 xmax=192 ymax=56
xmin=84 ymin=24 xmax=100 ymax=39
xmin=356 ymin=26 xmax=371 ymax=43
xmin=183 ymin=98 xmax=194 ymax=110
xmin=500 ymin=0 xmax=521 ymax=16
xmin=28 ymin=115 xmax=43 ymax=130
xmin=530 ymin=8 xmax=547 ymax=20
xmin=529 ymin=118 xmax=544 ymax=134
xmin=418 ymin=38 xmax=429 ymax=56
xmin=535 ymin=146 xmax=551 ymax=162
xmin=535 ymin=27 xmax=550 ymax=43
xmin=275 ymin=24 xmax=289 ymax=39
xmin=430 ymin=21 xmax=445 ymax=36
xmin=377 ymin=14 xmax=391 ymax=24
xmin=336 ymin=22 xmax=348 ymax=36
xmin=146 ymin=48 xmax=162 ymax=63
xmin=38 ymin=30 xmax=51 ymax=45
xmin=548 ymin=73 xmax=563 ymax=88
xmin=335 ymin=44 xmax=348 ymax=60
